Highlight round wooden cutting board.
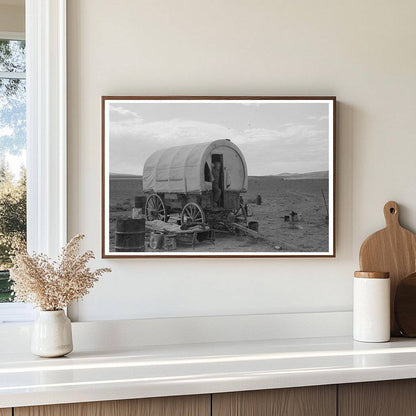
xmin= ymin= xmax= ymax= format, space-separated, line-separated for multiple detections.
xmin=395 ymin=272 xmax=416 ymax=337
xmin=359 ymin=201 xmax=416 ymax=335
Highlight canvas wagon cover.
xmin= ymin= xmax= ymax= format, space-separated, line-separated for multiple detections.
xmin=143 ymin=139 xmax=248 ymax=194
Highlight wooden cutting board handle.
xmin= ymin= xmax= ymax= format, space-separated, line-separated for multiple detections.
xmin=359 ymin=201 xmax=416 ymax=336
xmin=383 ymin=201 xmax=400 ymax=228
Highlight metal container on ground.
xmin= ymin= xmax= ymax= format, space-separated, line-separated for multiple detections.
xmin=132 ymin=207 xmax=145 ymax=219
xmin=163 ymin=234 xmax=177 ymax=251
xmin=248 ymin=221 xmax=259 ymax=232
xmin=149 ymin=231 xmax=164 ymax=250
xmin=115 ymin=218 xmax=145 ymax=252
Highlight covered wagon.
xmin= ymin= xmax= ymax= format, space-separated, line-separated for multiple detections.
xmin=143 ymin=139 xmax=248 ymax=226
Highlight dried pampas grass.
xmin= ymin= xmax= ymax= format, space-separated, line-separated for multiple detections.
xmin=10 ymin=235 xmax=111 ymax=311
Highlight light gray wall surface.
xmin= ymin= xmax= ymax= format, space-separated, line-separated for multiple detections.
xmin=67 ymin=0 xmax=416 ymax=321
xmin=0 ymin=4 xmax=24 ymax=33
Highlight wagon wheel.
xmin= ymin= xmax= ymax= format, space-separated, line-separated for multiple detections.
xmin=232 ymin=203 xmax=248 ymax=224
xmin=145 ymin=194 xmax=167 ymax=222
xmin=181 ymin=202 xmax=206 ymax=225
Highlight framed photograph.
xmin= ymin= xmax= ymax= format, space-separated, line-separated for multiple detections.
xmin=102 ymin=96 xmax=335 ymax=258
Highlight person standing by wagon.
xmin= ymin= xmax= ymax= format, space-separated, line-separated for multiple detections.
xmin=212 ymin=160 xmax=222 ymax=206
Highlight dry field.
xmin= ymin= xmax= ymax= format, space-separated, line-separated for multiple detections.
xmin=109 ymin=176 xmax=329 ymax=253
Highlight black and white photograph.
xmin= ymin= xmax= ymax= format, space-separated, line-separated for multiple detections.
xmin=102 ymin=97 xmax=335 ymax=257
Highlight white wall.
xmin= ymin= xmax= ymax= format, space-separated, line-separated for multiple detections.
xmin=67 ymin=0 xmax=416 ymax=321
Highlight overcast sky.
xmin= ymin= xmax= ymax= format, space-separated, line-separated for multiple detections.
xmin=108 ymin=100 xmax=330 ymax=176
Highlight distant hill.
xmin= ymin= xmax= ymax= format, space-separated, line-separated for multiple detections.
xmin=276 ymin=170 xmax=329 ymax=180
xmin=109 ymin=171 xmax=328 ymax=180
xmin=249 ymin=171 xmax=328 ymax=180
xmin=110 ymin=173 xmax=142 ymax=179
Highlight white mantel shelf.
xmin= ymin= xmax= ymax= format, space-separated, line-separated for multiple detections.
xmin=2 ymin=336 xmax=416 ymax=409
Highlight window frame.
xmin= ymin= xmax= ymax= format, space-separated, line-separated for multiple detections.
xmin=26 ymin=0 xmax=67 ymax=258
xmin=0 ymin=31 xmax=25 ymax=41
xmin=0 ymin=0 xmax=67 ymax=323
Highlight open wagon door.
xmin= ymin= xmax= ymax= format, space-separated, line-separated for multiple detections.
xmin=211 ymin=154 xmax=224 ymax=207
xmin=211 ymin=143 xmax=247 ymax=210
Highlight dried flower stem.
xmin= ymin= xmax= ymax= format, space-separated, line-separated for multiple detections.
xmin=10 ymin=235 xmax=111 ymax=310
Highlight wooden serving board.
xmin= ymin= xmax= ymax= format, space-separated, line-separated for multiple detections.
xmin=395 ymin=272 xmax=416 ymax=337
xmin=359 ymin=201 xmax=416 ymax=335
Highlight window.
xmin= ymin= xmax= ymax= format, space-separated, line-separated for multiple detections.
xmin=0 ymin=37 xmax=26 ymax=307
xmin=0 ymin=33 xmax=33 ymax=322
xmin=0 ymin=2 xmax=67 ymax=323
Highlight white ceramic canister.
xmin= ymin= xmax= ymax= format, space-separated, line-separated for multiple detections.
xmin=353 ymin=271 xmax=390 ymax=342
xmin=31 ymin=310 xmax=73 ymax=357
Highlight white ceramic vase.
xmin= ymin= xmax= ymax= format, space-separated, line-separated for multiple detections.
xmin=31 ymin=310 xmax=73 ymax=358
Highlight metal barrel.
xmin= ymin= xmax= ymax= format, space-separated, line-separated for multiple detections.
xmin=134 ymin=195 xmax=147 ymax=208
xmin=115 ymin=218 xmax=145 ymax=252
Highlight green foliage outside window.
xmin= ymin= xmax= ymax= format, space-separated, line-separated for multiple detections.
xmin=0 ymin=162 xmax=26 ymax=302
xmin=0 ymin=39 xmax=27 ymax=302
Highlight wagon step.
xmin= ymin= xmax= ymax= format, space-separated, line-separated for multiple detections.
xmin=230 ymin=222 xmax=298 ymax=251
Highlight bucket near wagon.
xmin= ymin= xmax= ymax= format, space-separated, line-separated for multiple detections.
xmin=163 ymin=234 xmax=177 ymax=251
xmin=132 ymin=208 xmax=145 ymax=219
xmin=132 ymin=195 xmax=147 ymax=220
xmin=149 ymin=231 xmax=164 ymax=250
xmin=248 ymin=221 xmax=259 ymax=232
xmin=115 ymin=218 xmax=145 ymax=252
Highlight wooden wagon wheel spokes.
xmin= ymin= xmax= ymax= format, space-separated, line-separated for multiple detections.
xmin=232 ymin=203 xmax=248 ymax=224
xmin=181 ymin=202 xmax=206 ymax=225
xmin=145 ymin=194 xmax=167 ymax=222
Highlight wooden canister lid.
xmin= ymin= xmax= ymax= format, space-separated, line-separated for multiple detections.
xmin=354 ymin=271 xmax=390 ymax=279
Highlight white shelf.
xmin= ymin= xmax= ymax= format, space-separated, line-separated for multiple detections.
xmin=2 ymin=336 xmax=416 ymax=408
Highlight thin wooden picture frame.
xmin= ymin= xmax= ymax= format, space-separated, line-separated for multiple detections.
xmin=102 ymin=96 xmax=336 ymax=258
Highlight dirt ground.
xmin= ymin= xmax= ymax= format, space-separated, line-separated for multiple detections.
xmin=109 ymin=176 xmax=329 ymax=253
